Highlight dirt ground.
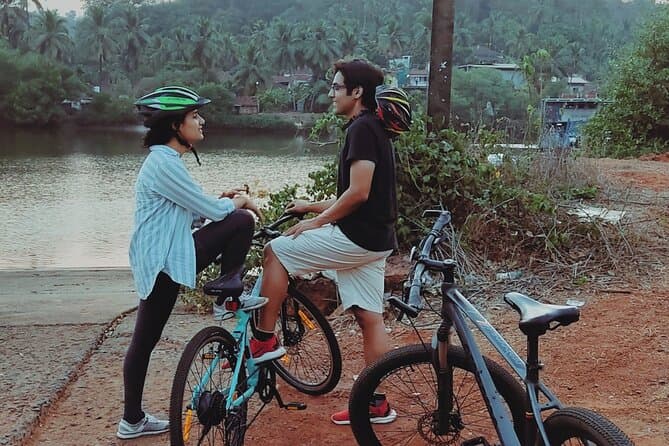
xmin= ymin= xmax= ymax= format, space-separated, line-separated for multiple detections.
xmin=23 ymin=154 xmax=669 ymax=445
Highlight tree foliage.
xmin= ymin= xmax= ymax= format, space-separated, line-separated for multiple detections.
xmin=0 ymin=44 xmax=81 ymax=125
xmin=584 ymin=6 xmax=669 ymax=157
xmin=0 ymin=0 xmax=662 ymax=127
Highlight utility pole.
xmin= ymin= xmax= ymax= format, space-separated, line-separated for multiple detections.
xmin=427 ymin=0 xmax=455 ymax=131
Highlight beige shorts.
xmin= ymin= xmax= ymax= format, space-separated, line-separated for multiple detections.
xmin=269 ymin=224 xmax=392 ymax=314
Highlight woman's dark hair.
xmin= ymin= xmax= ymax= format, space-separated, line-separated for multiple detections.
xmin=333 ymin=59 xmax=384 ymax=111
xmin=142 ymin=113 xmax=186 ymax=148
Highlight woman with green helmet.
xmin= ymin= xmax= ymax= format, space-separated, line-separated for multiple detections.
xmin=117 ymin=86 xmax=261 ymax=439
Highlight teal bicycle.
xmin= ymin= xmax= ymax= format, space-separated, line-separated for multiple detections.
xmin=169 ymin=214 xmax=342 ymax=445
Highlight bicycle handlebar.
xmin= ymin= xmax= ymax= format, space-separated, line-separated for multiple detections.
xmin=253 ymin=212 xmax=305 ymax=240
xmin=389 ymin=210 xmax=455 ymax=320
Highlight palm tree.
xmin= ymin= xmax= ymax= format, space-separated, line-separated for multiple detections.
xmin=0 ymin=0 xmax=37 ymax=47
xmin=78 ymin=4 xmax=117 ymax=85
xmin=171 ymin=29 xmax=191 ymax=68
xmin=233 ymin=42 xmax=270 ymax=96
xmin=32 ymin=9 xmax=71 ymax=61
xmin=191 ymin=17 xmax=220 ymax=77
xmin=412 ymin=8 xmax=432 ymax=51
xmin=270 ymin=18 xmax=297 ymax=73
xmin=115 ymin=5 xmax=148 ymax=75
xmin=0 ymin=1 xmax=19 ymax=41
xmin=379 ymin=18 xmax=405 ymax=59
xmin=147 ymin=34 xmax=170 ymax=72
xmin=336 ymin=22 xmax=358 ymax=57
xmin=303 ymin=22 xmax=340 ymax=82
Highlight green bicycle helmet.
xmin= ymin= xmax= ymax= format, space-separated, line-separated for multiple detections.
xmin=135 ymin=86 xmax=211 ymax=128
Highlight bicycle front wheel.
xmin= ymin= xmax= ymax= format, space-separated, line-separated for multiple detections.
xmin=169 ymin=326 xmax=247 ymax=446
xmin=273 ymin=286 xmax=342 ymax=395
xmin=542 ymin=407 xmax=634 ymax=446
xmin=349 ymin=344 xmax=526 ymax=446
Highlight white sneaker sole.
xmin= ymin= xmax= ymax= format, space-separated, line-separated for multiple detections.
xmin=331 ymin=409 xmax=397 ymax=425
xmin=252 ymin=346 xmax=287 ymax=364
xmin=116 ymin=427 xmax=169 ymax=439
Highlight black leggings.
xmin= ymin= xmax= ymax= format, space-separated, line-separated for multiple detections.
xmin=122 ymin=209 xmax=254 ymax=423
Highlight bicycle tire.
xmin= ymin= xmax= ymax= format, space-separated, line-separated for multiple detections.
xmin=542 ymin=407 xmax=634 ymax=446
xmin=169 ymin=326 xmax=247 ymax=446
xmin=349 ymin=344 xmax=526 ymax=446
xmin=272 ymin=286 xmax=342 ymax=395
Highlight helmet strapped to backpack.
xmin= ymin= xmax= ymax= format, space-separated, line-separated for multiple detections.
xmin=375 ymin=86 xmax=412 ymax=138
xmin=135 ymin=86 xmax=211 ymax=128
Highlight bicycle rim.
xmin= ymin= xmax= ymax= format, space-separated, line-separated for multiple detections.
xmin=169 ymin=326 xmax=248 ymax=446
xmin=272 ymin=288 xmax=342 ymax=395
xmin=349 ymin=344 xmax=526 ymax=446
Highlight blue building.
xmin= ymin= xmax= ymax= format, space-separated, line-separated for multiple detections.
xmin=539 ymin=98 xmax=606 ymax=149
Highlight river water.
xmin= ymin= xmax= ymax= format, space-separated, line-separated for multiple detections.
xmin=0 ymin=126 xmax=335 ymax=269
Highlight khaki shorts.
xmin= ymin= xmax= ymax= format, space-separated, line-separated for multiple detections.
xmin=269 ymin=224 xmax=392 ymax=314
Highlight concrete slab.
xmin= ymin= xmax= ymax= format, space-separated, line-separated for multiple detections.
xmin=0 ymin=269 xmax=138 ymax=326
xmin=0 ymin=268 xmax=140 ymax=445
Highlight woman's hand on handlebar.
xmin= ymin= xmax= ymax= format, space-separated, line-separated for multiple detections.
xmin=232 ymin=196 xmax=262 ymax=220
xmin=219 ymin=185 xmax=250 ymax=199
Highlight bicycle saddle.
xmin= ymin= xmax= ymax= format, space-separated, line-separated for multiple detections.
xmin=504 ymin=292 xmax=580 ymax=336
xmin=203 ymin=266 xmax=244 ymax=301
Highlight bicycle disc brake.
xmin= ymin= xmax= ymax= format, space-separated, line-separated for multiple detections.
xmin=281 ymin=300 xmax=306 ymax=347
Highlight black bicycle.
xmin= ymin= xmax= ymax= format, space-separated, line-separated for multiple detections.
xmin=349 ymin=210 xmax=634 ymax=446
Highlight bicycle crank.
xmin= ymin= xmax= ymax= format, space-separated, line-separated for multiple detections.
xmin=257 ymin=365 xmax=307 ymax=410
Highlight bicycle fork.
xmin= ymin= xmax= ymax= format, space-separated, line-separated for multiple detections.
xmin=438 ymin=283 xmax=522 ymax=446
xmin=434 ymin=315 xmax=458 ymax=435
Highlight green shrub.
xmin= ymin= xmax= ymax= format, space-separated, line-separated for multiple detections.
xmin=584 ymin=7 xmax=669 ymax=157
xmin=74 ymin=93 xmax=136 ymax=125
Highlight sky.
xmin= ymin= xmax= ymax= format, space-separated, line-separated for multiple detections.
xmin=39 ymin=0 xmax=85 ymax=15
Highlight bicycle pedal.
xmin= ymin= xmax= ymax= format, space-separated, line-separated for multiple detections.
xmin=283 ymin=402 xmax=307 ymax=411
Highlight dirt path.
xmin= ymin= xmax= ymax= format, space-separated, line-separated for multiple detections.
xmin=23 ymin=155 xmax=669 ymax=445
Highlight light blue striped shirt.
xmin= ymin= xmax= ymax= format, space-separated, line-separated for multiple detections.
xmin=129 ymin=145 xmax=235 ymax=299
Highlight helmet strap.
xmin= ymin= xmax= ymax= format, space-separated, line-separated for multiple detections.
xmin=190 ymin=147 xmax=202 ymax=166
xmin=174 ymin=129 xmax=202 ymax=166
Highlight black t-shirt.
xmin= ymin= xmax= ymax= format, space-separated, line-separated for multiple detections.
xmin=335 ymin=110 xmax=398 ymax=252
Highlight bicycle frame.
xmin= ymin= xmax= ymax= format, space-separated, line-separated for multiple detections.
xmin=190 ymin=275 xmax=266 ymax=415
xmin=437 ymin=282 xmax=563 ymax=446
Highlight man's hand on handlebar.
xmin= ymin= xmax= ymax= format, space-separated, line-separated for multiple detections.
xmin=285 ymin=199 xmax=312 ymax=215
xmin=283 ymin=216 xmax=324 ymax=238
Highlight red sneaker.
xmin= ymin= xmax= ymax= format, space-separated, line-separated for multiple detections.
xmin=249 ymin=335 xmax=286 ymax=363
xmin=331 ymin=397 xmax=397 ymax=425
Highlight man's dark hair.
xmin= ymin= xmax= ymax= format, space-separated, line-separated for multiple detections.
xmin=142 ymin=113 xmax=186 ymax=148
xmin=333 ymin=59 xmax=384 ymax=112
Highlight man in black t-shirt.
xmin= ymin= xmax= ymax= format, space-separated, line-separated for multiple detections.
xmin=251 ymin=59 xmax=399 ymax=425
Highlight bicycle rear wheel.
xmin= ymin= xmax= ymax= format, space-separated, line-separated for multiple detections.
xmin=272 ymin=286 xmax=342 ymax=395
xmin=542 ymin=407 xmax=634 ymax=446
xmin=169 ymin=326 xmax=247 ymax=446
xmin=349 ymin=344 xmax=526 ymax=446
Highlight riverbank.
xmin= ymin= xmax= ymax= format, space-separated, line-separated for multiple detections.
xmin=62 ymin=111 xmax=322 ymax=133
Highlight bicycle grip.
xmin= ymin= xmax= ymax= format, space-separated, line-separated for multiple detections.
xmin=387 ymin=296 xmax=420 ymax=318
